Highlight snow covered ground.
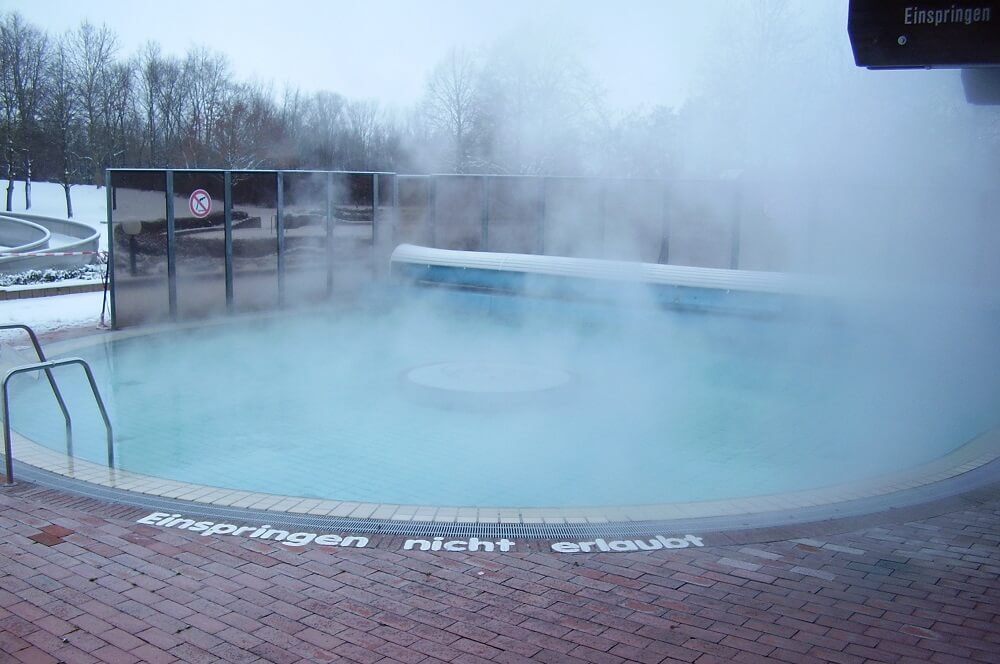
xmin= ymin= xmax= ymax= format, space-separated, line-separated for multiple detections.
xmin=0 ymin=290 xmax=108 ymax=336
xmin=2 ymin=181 xmax=111 ymax=336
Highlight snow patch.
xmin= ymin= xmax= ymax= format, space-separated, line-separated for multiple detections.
xmin=0 ymin=291 xmax=107 ymax=336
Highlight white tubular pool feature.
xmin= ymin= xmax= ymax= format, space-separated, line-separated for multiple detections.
xmin=389 ymin=243 xmax=827 ymax=296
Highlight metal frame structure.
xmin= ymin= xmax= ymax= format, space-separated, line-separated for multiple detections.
xmin=107 ymin=169 xmax=396 ymax=326
xmin=106 ymin=169 xmax=744 ymax=329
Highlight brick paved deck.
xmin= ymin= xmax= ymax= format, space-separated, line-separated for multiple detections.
xmin=1 ymin=476 xmax=998 ymax=664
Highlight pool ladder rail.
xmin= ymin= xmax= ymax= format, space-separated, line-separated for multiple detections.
xmin=0 ymin=324 xmax=114 ymax=486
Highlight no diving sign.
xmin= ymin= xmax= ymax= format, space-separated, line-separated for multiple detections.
xmin=189 ymin=189 xmax=212 ymax=218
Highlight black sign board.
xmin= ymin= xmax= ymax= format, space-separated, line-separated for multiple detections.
xmin=848 ymin=0 xmax=1000 ymax=68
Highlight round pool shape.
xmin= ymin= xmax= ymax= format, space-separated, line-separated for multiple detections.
xmin=6 ymin=293 xmax=1000 ymax=526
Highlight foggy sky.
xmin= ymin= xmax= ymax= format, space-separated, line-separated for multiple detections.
xmin=5 ymin=0 xmax=729 ymax=111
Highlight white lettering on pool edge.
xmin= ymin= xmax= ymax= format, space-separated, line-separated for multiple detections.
xmin=550 ymin=534 xmax=705 ymax=553
xmin=137 ymin=513 xmax=705 ymax=553
xmin=135 ymin=512 xmax=369 ymax=548
xmin=402 ymin=537 xmax=516 ymax=552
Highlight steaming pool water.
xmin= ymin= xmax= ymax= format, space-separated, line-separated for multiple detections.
xmin=7 ymin=290 xmax=1000 ymax=512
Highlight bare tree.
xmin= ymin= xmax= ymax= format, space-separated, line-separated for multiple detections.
xmin=268 ymin=85 xmax=303 ymax=167
xmin=300 ymin=90 xmax=346 ymax=168
xmin=369 ymin=110 xmax=403 ymax=172
xmin=0 ymin=16 xmax=18 ymax=210
xmin=343 ymin=100 xmax=380 ymax=170
xmin=0 ymin=12 xmax=429 ymax=187
xmin=476 ymin=26 xmax=601 ymax=175
xmin=67 ymin=21 xmax=118 ymax=183
xmin=1 ymin=12 xmax=49 ymax=210
xmin=180 ymin=47 xmax=230 ymax=166
xmin=99 ymin=60 xmax=134 ymax=171
xmin=422 ymin=47 xmax=481 ymax=173
xmin=44 ymin=35 xmax=79 ymax=216
xmin=214 ymin=82 xmax=278 ymax=169
xmin=155 ymin=55 xmax=186 ymax=166
xmin=136 ymin=41 xmax=165 ymax=165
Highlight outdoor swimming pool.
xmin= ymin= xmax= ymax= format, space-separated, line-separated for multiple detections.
xmin=8 ymin=287 xmax=999 ymax=511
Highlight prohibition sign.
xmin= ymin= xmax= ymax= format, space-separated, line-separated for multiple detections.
xmin=189 ymin=189 xmax=212 ymax=218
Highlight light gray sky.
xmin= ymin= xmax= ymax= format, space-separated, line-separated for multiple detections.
xmin=4 ymin=0 xmax=727 ymax=111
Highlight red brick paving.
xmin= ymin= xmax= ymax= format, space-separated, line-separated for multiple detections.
xmin=1 ymin=480 xmax=999 ymax=663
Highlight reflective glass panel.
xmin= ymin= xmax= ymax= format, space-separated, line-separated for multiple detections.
xmin=666 ymin=180 xmax=739 ymax=268
xmin=432 ymin=175 xmax=482 ymax=250
xmin=110 ymin=170 xmax=168 ymax=327
xmin=329 ymin=172 xmax=376 ymax=289
xmin=231 ymin=171 xmax=279 ymax=311
xmin=486 ymin=176 xmax=544 ymax=254
xmin=543 ymin=178 xmax=604 ymax=259
xmin=395 ymin=176 xmax=432 ymax=247
xmin=283 ymin=171 xmax=333 ymax=303
xmin=602 ymin=179 xmax=665 ymax=263
xmin=172 ymin=171 xmax=227 ymax=319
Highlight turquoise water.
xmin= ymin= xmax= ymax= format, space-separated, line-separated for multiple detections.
xmin=8 ymin=295 xmax=999 ymax=507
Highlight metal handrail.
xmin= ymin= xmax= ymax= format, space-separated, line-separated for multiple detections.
xmin=2 ymin=358 xmax=114 ymax=486
xmin=0 ymin=324 xmax=73 ymax=451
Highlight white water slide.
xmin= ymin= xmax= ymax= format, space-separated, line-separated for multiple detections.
xmin=0 ymin=212 xmax=102 ymax=272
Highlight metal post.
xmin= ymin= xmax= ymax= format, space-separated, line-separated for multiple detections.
xmin=165 ymin=170 xmax=177 ymax=319
xmin=599 ymin=180 xmax=607 ymax=258
xmin=730 ymin=182 xmax=742 ymax=270
xmin=276 ymin=171 xmax=285 ymax=306
xmin=537 ymin=178 xmax=547 ymax=255
xmin=224 ymin=171 xmax=234 ymax=310
xmin=2 ymin=382 xmax=13 ymax=485
xmin=105 ymin=170 xmax=118 ymax=328
xmin=658 ymin=181 xmax=670 ymax=265
xmin=391 ymin=173 xmax=400 ymax=251
xmin=79 ymin=361 xmax=115 ymax=469
xmin=326 ymin=171 xmax=335 ymax=297
xmin=372 ymin=173 xmax=380 ymax=249
xmin=480 ymin=176 xmax=490 ymax=252
xmin=428 ymin=176 xmax=437 ymax=248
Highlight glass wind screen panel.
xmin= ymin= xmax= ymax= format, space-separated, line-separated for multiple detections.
xmin=230 ymin=171 xmax=279 ymax=311
xmin=486 ymin=176 xmax=544 ymax=255
xmin=330 ymin=172 xmax=374 ymax=251
xmin=433 ymin=175 xmax=482 ymax=250
xmin=326 ymin=172 xmax=376 ymax=288
xmin=172 ymin=170 xmax=226 ymax=319
xmin=396 ymin=176 xmax=431 ymax=246
xmin=371 ymin=173 xmax=398 ymax=273
xmin=602 ymin=180 xmax=665 ymax=263
xmin=543 ymin=178 xmax=604 ymax=259
xmin=109 ymin=170 xmax=168 ymax=328
xmin=666 ymin=179 xmax=737 ymax=269
xmin=283 ymin=171 xmax=332 ymax=303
